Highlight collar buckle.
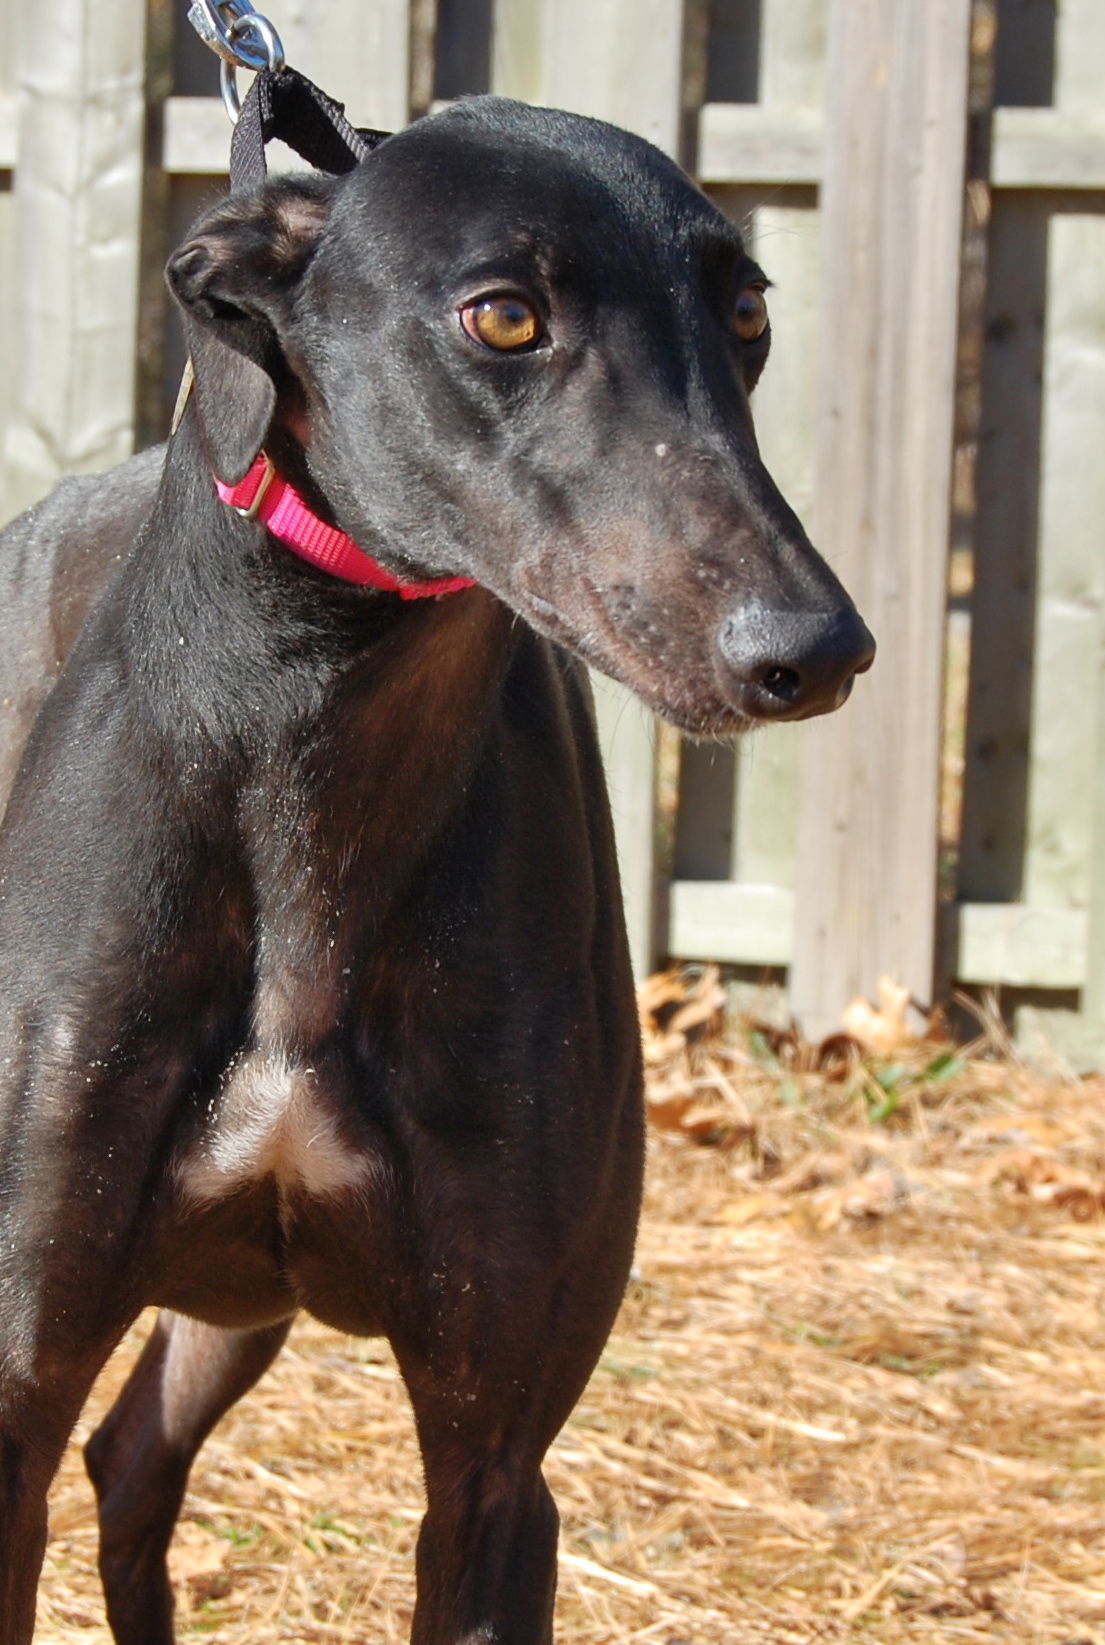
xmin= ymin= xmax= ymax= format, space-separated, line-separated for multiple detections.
xmin=231 ymin=454 xmax=277 ymax=519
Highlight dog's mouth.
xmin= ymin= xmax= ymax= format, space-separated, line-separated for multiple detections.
xmin=518 ymin=590 xmax=761 ymax=737
xmin=516 ymin=582 xmax=874 ymax=737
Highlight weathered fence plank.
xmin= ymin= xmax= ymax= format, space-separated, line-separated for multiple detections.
xmin=539 ymin=0 xmax=685 ymax=156
xmin=993 ymin=108 xmax=1105 ymax=190
xmin=698 ymin=104 xmax=821 ymax=186
xmin=788 ymin=0 xmax=972 ymax=1038
xmin=1021 ymin=0 xmax=1105 ymax=920
xmin=671 ymin=0 xmax=822 ymax=969
xmin=0 ymin=6 xmax=17 ymax=493
xmin=1022 ymin=211 xmax=1105 ymax=914
xmin=490 ymin=0 xmax=541 ymax=103
xmin=727 ymin=2 xmax=821 ymax=904
xmin=701 ymin=105 xmax=1105 ymax=196
xmin=955 ymin=903 xmax=1086 ymax=993
xmin=272 ymin=0 xmax=411 ymax=130
xmin=1 ymin=0 xmax=147 ymax=523
xmin=591 ymin=678 xmax=664 ymax=976
xmin=1012 ymin=0 xmax=1105 ymax=1061
xmin=669 ymin=882 xmax=793 ymax=968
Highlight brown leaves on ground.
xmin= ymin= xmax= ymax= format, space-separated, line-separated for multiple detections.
xmin=640 ymin=966 xmax=1105 ymax=1234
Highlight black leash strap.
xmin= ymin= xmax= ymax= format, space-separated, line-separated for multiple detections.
xmin=229 ymin=65 xmax=392 ymax=192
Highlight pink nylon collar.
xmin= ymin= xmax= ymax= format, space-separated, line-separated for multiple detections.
xmin=215 ymin=454 xmax=474 ymax=600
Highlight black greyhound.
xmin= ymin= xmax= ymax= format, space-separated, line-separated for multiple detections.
xmin=0 ymin=97 xmax=873 ymax=1642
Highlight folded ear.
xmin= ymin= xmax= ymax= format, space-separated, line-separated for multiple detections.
xmin=166 ymin=175 xmax=336 ymax=484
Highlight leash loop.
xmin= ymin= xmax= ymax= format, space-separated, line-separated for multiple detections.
xmin=187 ymin=0 xmax=286 ymax=122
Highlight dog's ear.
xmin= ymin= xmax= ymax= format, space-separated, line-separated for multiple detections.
xmin=166 ymin=176 xmax=336 ymax=484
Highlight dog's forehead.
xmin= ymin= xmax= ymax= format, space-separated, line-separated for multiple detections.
xmin=333 ymin=98 xmax=736 ymax=267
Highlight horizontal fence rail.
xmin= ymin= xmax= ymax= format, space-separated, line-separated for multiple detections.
xmin=1 ymin=0 xmax=1104 ymax=1063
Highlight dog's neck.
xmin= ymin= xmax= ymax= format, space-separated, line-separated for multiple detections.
xmin=214 ymin=454 xmax=474 ymax=600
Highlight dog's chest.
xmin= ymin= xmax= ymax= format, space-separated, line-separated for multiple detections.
xmin=176 ymin=1051 xmax=373 ymax=1204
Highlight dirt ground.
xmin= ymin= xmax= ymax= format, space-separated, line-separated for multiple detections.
xmin=37 ymin=973 xmax=1105 ymax=1642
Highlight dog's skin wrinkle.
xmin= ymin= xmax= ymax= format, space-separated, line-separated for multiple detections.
xmin=0 ymin=96 xmax=872 ymax=1644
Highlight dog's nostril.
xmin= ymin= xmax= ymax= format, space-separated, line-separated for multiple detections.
xmin=759 ymin=664 xmax=802 ymax=703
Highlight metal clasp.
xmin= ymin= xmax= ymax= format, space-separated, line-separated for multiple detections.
xmin=187 ymin=0 xmax=286 ymax=123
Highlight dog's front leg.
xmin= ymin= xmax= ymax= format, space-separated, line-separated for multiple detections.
xmin=389 ymin=1156 xmax=638 ymax=1644
xmin=0 ymin=1325 xmax=127 ymax=1644
xmin=85 ymin=1310 xmax=293 ymax=1645
xmin=409 ymin=1414 xmax=560 ymax=1645
xmin=0 ymin=1020 xmax=205 ymax=1642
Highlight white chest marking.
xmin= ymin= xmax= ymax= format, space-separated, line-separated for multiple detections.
xmin=179 ymin=1054 xmax=372 ymax=1203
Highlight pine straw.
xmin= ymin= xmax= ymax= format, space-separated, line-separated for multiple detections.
xmin=39 ymin=971 xmax=1105 ymax=1642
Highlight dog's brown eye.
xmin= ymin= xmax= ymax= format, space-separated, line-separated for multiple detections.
xmin=461 ymin=297 xmax=541 ymax=352
xmin=732 ymin=285 xmax=768 ymax=342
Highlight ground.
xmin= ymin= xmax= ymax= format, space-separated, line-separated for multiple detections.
xmin=38 ymin=974 xmax=1105 ymax=1642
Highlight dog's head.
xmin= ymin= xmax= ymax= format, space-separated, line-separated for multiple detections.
xmin=167 ymin=96 xmax=873 ymax=735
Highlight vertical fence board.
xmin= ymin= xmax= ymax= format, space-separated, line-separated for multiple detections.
xmin=728 ymin=1 xmax=822 ymax=898
xmin=0 ymin=3 xmax=16 ymax=502
xmin=491 ymin=0 xmax=541 ymax=102
xmin=592 ymin=677 xmax=663 ymax=976
xmin=1044 ymin=3 xmax=1105 ymax=1035
xmin=539 ymin=0 xmax=685 ymax=155
xmin=275 ymin=0 xmax=412 ymax=130
xmin=1021 ymin=2 xmax=1105 ymax=916
xmin=788 ymin=0 xmax=971 ymax=1038
xmin=1 ymin=0 xmax=147 ymax=523
xmin=677 ymin=4 xmax=824 ymax=955
xmin=1023 ymin=206 xmax=1105 ymax=911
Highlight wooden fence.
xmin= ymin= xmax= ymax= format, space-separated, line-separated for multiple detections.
xmin=1 ymin=0 xmax=1104 ymax=1061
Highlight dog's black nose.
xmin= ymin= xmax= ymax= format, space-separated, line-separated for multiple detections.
xmin=718 ymin=604 xmax=876 ymax=722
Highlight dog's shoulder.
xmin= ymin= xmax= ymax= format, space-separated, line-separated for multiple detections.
xmin=0 ymin=444 xmax=165 ymax=584
xmin=0 ymin=442 xmax=164 ymax=641
xmin=0 ymin=443 xmax=166 ymax=816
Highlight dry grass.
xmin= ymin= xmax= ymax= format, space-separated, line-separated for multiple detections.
xmin=39 ymin=973 xmax=1105 ymax=1642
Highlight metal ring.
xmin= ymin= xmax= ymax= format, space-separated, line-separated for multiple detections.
xmin=226 ymin=12 xmax=285 ymax=72
xmin=220 ymin=59 xmax=242 ymax=122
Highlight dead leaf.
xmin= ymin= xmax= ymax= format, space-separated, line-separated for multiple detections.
xmin=1036 ymin=1181 xmax=1105 ymax=1220
xmin=644 ymin=1071 xmax=695 ymax=1131
xmin=841 ymin=977 xmax=916 ymax=1055
xmin=665 ymin=967 xmax=726 ymax=1040
xmin=975 ymin=1148 xmax=1105 ymax=1216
